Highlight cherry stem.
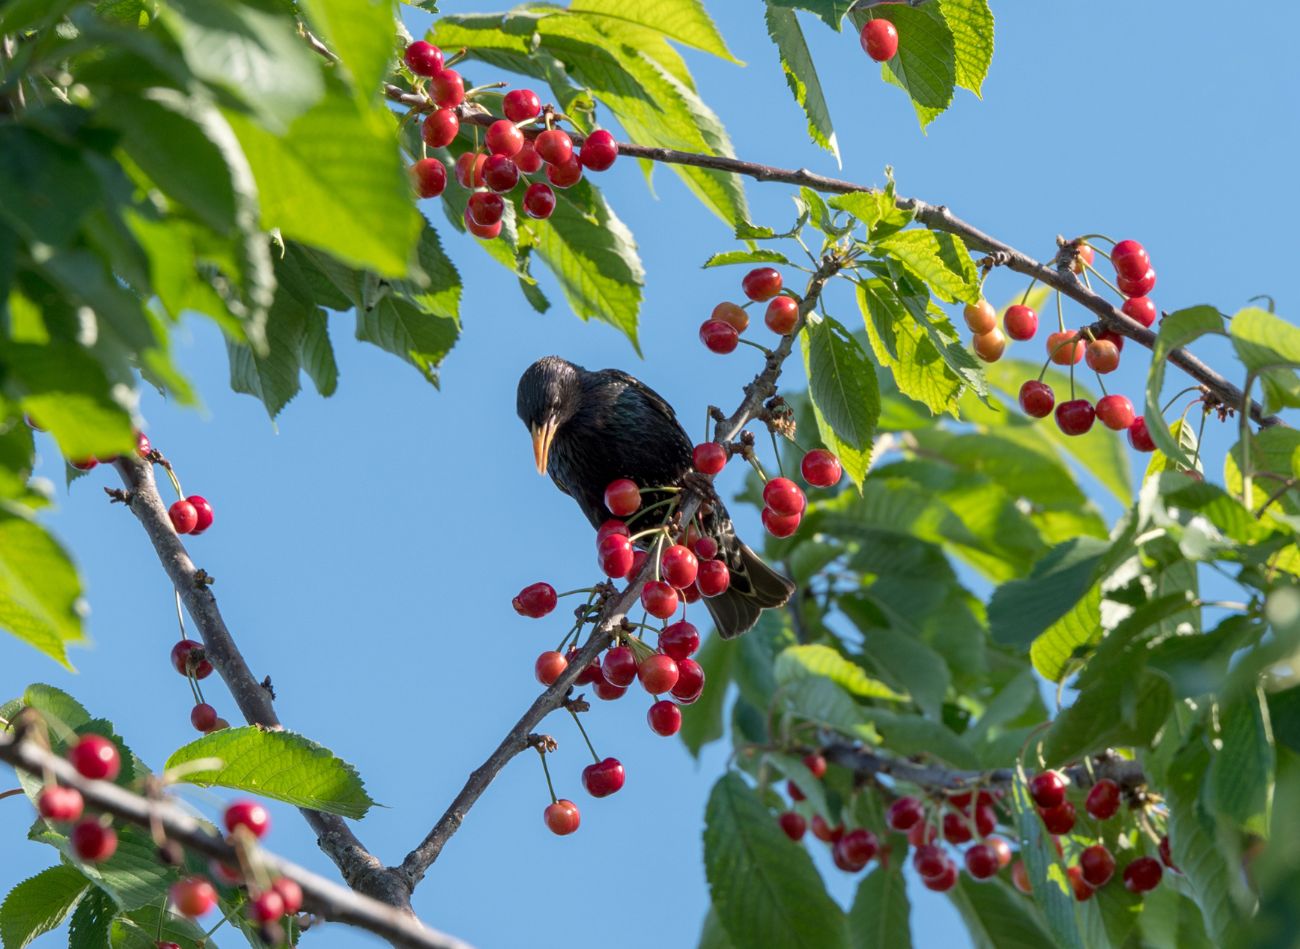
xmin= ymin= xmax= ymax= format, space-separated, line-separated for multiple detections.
xmin=1094 ymin=371 xmax=1109 ymax=398
xmin=736 ymin=337 xmax=773 ymax=356
xmin=554 ymin=588 xmax=598 ymax=599
xmin=1019 ymin=278 xmax=1038 ymax=306
xmin=626 ymin=496 xmax=679 ymax=528
xmin=1055 ymin=289 xmax=1065 ymax=333
xmin=627 ymin=525 xmax=669 ymax=545
xmin=463 ymin=80 xmax=508 ymax=99
xmin=1162 ymin=386 xmax=1203 ymax=415
xmin=1074 ymin=233 xmax=1117 ymax=247
xmin=1082 ymin=261 xmax=1123 ymax=299
xmin=162 ymin=464 xmax=183 ymax=499
xmin=535 ymin=746 xmax=558 ymax=805
xmin=1193 ymin=405 xmax=1209 ymax=471
xmin=0 ymin=788 xmax=23 ymax=802
xmin=567 ymin=707 xmax=601 ymax=764
xmin=1069 ymin=358 xmax=1076 ymax=401
xmin=769 ymin=429 xmax=786 ymax=479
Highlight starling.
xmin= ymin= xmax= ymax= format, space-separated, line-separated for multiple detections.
xmin=516 ymin=356 xmax=794 ymax=638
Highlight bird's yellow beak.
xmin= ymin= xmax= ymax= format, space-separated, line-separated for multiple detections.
xmin=531 ymin=417 xmax=559 ymax=475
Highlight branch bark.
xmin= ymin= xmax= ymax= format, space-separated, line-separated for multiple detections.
xmin=0 ymin=729 xmax=473 ymax=949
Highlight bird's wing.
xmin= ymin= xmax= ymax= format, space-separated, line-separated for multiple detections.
xmin=596 ymin=369 xmax=681 ymax=426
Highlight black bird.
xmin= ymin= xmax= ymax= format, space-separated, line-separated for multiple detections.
xmin=516 ymin=355 xmax=795 ymax=639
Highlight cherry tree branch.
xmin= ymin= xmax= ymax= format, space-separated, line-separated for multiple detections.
xmin=396 ymin=252 xmax=850 ymax=890
xmin=110 ymin=456 xmax=414 ymax=912
xmin=0 ymin=729 xmax=472 ymax=949
xmin=384 ymin=85 xmax=1280 ymax=428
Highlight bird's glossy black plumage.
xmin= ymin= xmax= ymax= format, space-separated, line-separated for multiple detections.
xmin=517 ymin=356 xmax=794 ymax=638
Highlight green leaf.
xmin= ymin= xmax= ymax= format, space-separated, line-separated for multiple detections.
xmin=160 ymin=0 xmax=324 ymax=131
xmin=858 ymin=707 xmax=977 ymax=767
xmin=937 ymin=0 xmax=994 ymax=96
xmin=781 ymin=677 xmax=875 ymax=736
xmin=698 ymin=908 xmax=736 ymax=949
xmin=54 ymin=826 xmax=176 ymax=911
xmin=843 ymin=608 xmax=949 ymax=719
xmin=1 ymin=683 xmax=91 ymax=737
xmin=0 ymin=864 xmax=89 ymax=949
xmin=875 ymin=230 xmax=980 ymax=305
xmin=857 ymin=5 xmax=956 ymax=129
xmin=226 ymin=286 xmax=311 ymax=417
xmin=704 ymin=773 xmax=848 ymax=949
xmin=569 ymin=0 xmax=740 ymax=62
xmin=1210 ymin=687 xmax=1275 ymax=837
xmin=802 ymin=315 xmax=879 ymax=486
xmin=527 ymin=179 xmax=643 ymax=351
xmin=703 ymin=249 xmax=794 ymax=268
xmin=0 ymin=127 xmax=101 ymax=246
xmin=767 ymin=0 xmax=855 ymax=32
xmin=764 ymin=3 xmax=839 ymax=161
xmin=1230 ymin=306 xmax=1300 ymax=414
xmin=1144 ymin=417 xmax=1201 ymax=480
xmin=1040 ymin=671 xmax=1172 ymax=767
xmin=356 ymin=295 xmax=458 ymax=387
xmin=774 ymin=644 xmax=905 ymax=701
xmin=0 ymin=509 xmax=86 ymax=668
xmin=679 ymin=632 xmax=735 ymax=757
xmin=848 ymin=868 xmax=911 ymax=949
xmin=988 ymin=536 xmax=1110 ymax=649
xmin=227 ymin=92 xmax=422 ymax=277
xmin=945 ymin=876 xmax=1055 ymax=949
xmin=299 ymin=0 xmax=397 ymax=100
xmin=67 ymin=888 xmax=115 ymax=949
xmin=858 ymin=278 xmax=964 ymax=416
xmin=910 ymin=429 xmax=1087 ymax=509
xmin=1010 ymin=777 xmax=1083 ymax=949
xmin=1269 ymin=684 xmax=1300 ymax=754
xmin=1144 ymin=306 xmax=1226 ymax=467
xmin=300 ymin=310 xmax=339 ymax=397
xmin=1028 ymin=583 xmax=1101 ymax=683
xmin=164 ymin=726 xmax=375 ymax=818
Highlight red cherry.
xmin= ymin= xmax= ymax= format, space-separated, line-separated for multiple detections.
xmin=696 ymin=559 xmax=730 ymax=597
xmin=1047 ymin=331 xmax=1084 ymax=365
xmin=581 ymin=757 xmax=625 ymax=797
xmin=778 ymin=812 xmax=806 ymax=841
xmin=422 ymin=109 xmax=459 ymax=148
xmin=646 ymin=699 xmax=682 ymax=736
xmin=1085 ymin=339 xmax=1120 ymax=373
xmin=742 ymin=267 xmax=783 ymax=302
xmin=811 ymin=814 xmax=844 ymax=843
xmin=660 ymin=616 xmax=702 ymax=655
xmin=1055 ymin=399 xmax=1096 ymax=436
xmin=602 ymin=646 xmax=638 ymax=687
xmin=568 ymin=648 xmax=602 ymax=686
xmin=467 ymin=191 xmax=506 ymax=227
xmin=545 ymin=155 xmax=583 ymax=189
xmin=942 ymin=810 xmax=973 ymax=844
xmin=1067 ymin=865 xmax=1095 ymax=901
xmin=429 ymin=69 xmax=464 ymax=108
xmin=250 ymin=891 xmax=285 ymax=922
xmin=463 ymin=205 xmax=502 ymax=240
xmin=965 ymin=843 xmax=1000 ymax=880
xmin=170 ymin=876 xmax=217 ymax=917
xmin=597 ymin=533 xmax=634 ymax=579
xmin=579 ymin=129 xmax=618 ymax=171
xmin=671 ymin=657 xmax=705 ymax=703
xmin=712 ymin=302 xmax=748 ymax=333
xmin=913 ymin=844 xmax=947 ymax=879
xmin=190 ymin=703 xmax=218 ymax=732
xmin=764 ymin=296 xmax=799 ymax=335
xmin=270 ymin=877 xmax=302 ymax=915
xmin=592 ymin=678 xmax=627 ymax=701
xmin=523 ymin=182 xmax=556 ymax=220
xmin=134 ymin=431 xmax=151 ymax=457
xmin=787 ymin=780 xmax=805 ymax=802
xmin=630 ymin=549 xmax=648 ymax=575
xmin=908 ymin=821 xmax=938 ymax=848
xmin=1018 ymin=380 xmax=1055 ymax=418
xmin=681 ymin=582 xmax=702 ymax=604
xmin=1004 ymin=304 xmax=1038 ymax=341
xmin=70 ymin=735 xmax=120 ymax=781
xmin=638 ymin=654 xmax=680 ymax=694
xmin=596 ymin=519 xmax=628 ymax=542
xmin=37 ymin=785 xmax=84 ymax=822
xmin=762 ymin=507 xmax=802 ymax=538
xmin=1128 ymin=416 xmax=1156 ymax=452
xmin=404 ymin=41 xmax=443 ymax=77
xmin=886 ymin=796 xmax=923 ymax=830
xmin=972 ymin=328 xmax=1006 ymax=362
xmin=1096 ymin=394 xmax=1136 ymax=431
xmin=535 ymin=129 xmax=574 ymax=165
xmin=640 ymin=581 xmax=679 ymax=619
xmin=225 ymin=800 xmax=270 ymax=839
xmin=483 ymin=155 xmax=520 ymax=193
xmin=1110 ymin=239 xmax=1149 ymax=279
xmin=1099 ymin=329 xmax=1125 ymax=351
xmin=187 ymin=495 xmax=213 ymax=534
xmin=534 ymin=650 xmax=568 ymax=686
xmin=512 ymin=582 xmax=557 ymax=618
xmin=922 ymin=860 xmax=959 ymax=892
xmin=486 ymin=119 xmax=524 ymax=158
xmin=69 ymin=457 xmax=98 ymax=471
xmin=1079 ymin=844 xmax=1116 ymax=887
xmin=210 ymin=718 xmax=230 ymax=731
xmin=454 ymin=152 xmax=487 ymax=189
xmin=1123 ymin=856 xmax=1162 ymax=893
xmin=693 ymin=442 xmax=728 ymax=474
xmin=1117 ymin=267 xmax=1156 ymax=298
xmin=1072 ymin=243 xmax=1096 ymax=274
xmin=1085 ymin=778 xmax=1121 ymax=820
xmin=963 ymin=299 xmax=997 ymax=334
xmin=974 ymin=803 xmax=997 ymax=837
xmin=691 ymin=536 xmax=718 ymax=560
xmin=834 ymin=829 xmax=878 ymax=871
xmin=1029 ymin=771 xmax=1067 ymax=808
xmin=1011 ymin=860 xmax=1032 ymax=894
xmin=763 ymin=477 xmax=805 ymax=517
xmin=661 ymin=545 xmax=698 ymax=590
xmin=860 ymin=18 xmax=899 ymax=61
xmin=1158 ymin=835 xmax=1179 ymax=872
xmin=800 ymin=449 xmax=841 ymax=487
xmin=1039 ymin=801 xmax=1076 ymax=835
xmin=515 ymin=139 xmax=543 ymax=173
xmin=1121 ymin=296 xmax=1157 ymax=327
xmin=409 ymin=158 xmax=447 ymax=198
xmin=171 ymin=639 xmax=213 ymax=679
xmin=699 ymin=319 xmax=739 ymax=354
xmin=71 ymin=821 xmax=116 ymax=862
xmin=544 ymin=798 xmax=581 ymax=835
xmin=169 ymin=500 xmax=198 ymax=534
xmin=503 ymin=88 xmax=541 ymax=123
xmin=988 ymin=836 xmax=1013 ymax=868
xmin=603 ymin=478 xmax=640 ymax=516
xmin=803 ymin=753 xmax=827 ymax=779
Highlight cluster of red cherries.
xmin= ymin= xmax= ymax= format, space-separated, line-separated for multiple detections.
xmin=965 ymin=238 xmax=1161 ymax=450
xmin=35 ymin=736 xmax=300 ymax=942
xmin=403 ymin=40 xmax=618 ymax=238
xmin=170 ymin=637 xmax=231 ymax=735
xmin=698 ymin=267 xmax=796 ymax=354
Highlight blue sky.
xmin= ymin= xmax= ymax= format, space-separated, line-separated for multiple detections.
xmin=3 ymin=3 xmax=1299 ymax=947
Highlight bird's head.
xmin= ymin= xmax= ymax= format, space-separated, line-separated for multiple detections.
xmin=516 ymin=356 xmax=582 ymax=475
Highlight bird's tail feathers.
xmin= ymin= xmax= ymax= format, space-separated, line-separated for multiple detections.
xmin=704 ymin=540 xmax=795 ymax=639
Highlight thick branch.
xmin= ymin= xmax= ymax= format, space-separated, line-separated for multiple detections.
xmin=397 ymin=254 xmax=848 ymax=890
xmin=0 ymin=730 xmax=472 ymax=949
xmin=111 ymin=456 xmax=412 ymax=911
xmin=384 ymin=84 xmax=1279 ymax=428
